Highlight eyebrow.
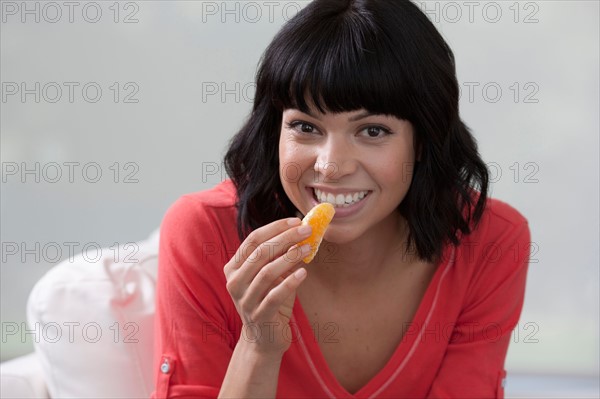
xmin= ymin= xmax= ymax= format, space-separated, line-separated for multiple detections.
xmin=296 ymin=109 xmax=378 ymax=122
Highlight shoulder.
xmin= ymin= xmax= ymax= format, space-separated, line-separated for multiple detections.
xmin=473 ymin=196 xmax=530 ymax=247
xmin=160 ymin=179 xmax=240 ymax=259
xmin=449 ymin=196 xmax=531 ymax=284
xmin=456 ymin=196 xmax=531 ymax=291
xmin=162 ymin=179 xmax=237 ymax=228
xmin=483 ymin=197 xmax=528 ymax=227
xmin=167 ymin=178 xmax=237 ymax=214
xmin=446 ymin=197 xmax=533 ymax=332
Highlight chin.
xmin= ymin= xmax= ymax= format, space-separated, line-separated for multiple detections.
xmin=322 ymin=225 xmax=362 ymax=245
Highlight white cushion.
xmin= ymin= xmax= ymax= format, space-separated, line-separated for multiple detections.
xmin=26 ymin=229 xmax=159 ymax=398
xmin=0 ymin=353 xmax=49 ymax=398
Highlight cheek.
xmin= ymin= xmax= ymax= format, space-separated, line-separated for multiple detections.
xmin=380 ymin=152 xmax=415 ymax=176
xmin=278 ymin=138 xmax=313 ymax=187
xmin=371 ymin=148 xmax=415 ymax=184
xmin=278 ymin=135 xmax=294 ymax=178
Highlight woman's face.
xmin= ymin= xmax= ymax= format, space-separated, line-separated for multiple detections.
xmin=279 ymin=107 xmax=417 ymax=244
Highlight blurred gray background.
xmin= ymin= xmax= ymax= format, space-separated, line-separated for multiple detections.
xmin=1 ymin=0 xmax=599 ymax=395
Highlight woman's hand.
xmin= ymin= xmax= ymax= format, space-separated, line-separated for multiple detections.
xmin=223 ymin=217 xmax=312 ymax=357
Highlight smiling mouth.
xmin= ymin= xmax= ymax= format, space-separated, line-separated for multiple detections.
xmin=311 ymin=187 xmax=371 ymax=208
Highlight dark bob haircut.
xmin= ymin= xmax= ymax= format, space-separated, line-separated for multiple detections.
xmin=224 ymin=0 xmax=489 ymax=263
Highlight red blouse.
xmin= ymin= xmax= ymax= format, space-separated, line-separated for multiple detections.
xmin=152 ymin=179 xmax=530 ymax=398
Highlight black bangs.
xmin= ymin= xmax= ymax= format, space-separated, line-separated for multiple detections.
xmin=257 ymin=0 xmax=413 ymax=120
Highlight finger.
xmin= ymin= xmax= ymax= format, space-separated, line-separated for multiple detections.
xmin=234 ymin=224 xmax=312 ymax=290
xmin=224 ymin=217 xmax=300 ymax=278
xmin=243 ymin=243 xmax=310 ymax=309
xmin=224 ymin=218 xmax=310 ymax=302
xmin=256 ymin=267 xmax=308 ymax=320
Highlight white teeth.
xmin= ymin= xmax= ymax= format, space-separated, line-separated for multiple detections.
xmin=313 ymin=188 xmax=369 ymax=207
xmin=319 ymin=191 xmax=327 ymax=203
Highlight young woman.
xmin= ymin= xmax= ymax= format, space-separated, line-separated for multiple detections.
xmin=152 ymin=1 xmax=531 ymax=398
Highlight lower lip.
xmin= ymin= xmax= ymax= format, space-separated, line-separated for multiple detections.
xmin=306 ymin=188 xmax=371 ymax=219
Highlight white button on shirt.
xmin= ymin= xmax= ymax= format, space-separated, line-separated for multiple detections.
xmin=160 ymin=359 xmax=170 ymax=374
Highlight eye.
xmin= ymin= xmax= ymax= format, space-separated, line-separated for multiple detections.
xmin=285 ymin=121 xmax=317 ymax=134
xmin=360 ymin=126 xmax=392 ymax=138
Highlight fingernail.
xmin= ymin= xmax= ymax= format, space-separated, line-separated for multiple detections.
xmin=294 ymin=268 xmax=307 ymax=279
xmin=298 ymin=225 xmax=312 ymax=235
xmin=299 ymin=244 xmax=311 ymax=254
xmin=287 ymin=218 xmax=301 ymax=226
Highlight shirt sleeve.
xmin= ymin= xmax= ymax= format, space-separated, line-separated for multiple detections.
xmin=151 ymin=196 xmax=238 ymax=399
xmin=427 ymin=219 xmax=531 ymax=399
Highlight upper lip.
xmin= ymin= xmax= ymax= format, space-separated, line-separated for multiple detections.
xmin=308 ymin=185 xmax=370 ymax=194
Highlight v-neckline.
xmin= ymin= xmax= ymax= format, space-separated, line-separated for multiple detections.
xmin=290 ymin=245 xmax=455 ymax=398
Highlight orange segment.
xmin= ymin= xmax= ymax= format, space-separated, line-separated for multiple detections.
xmin=297 ymin=203 xmax=336 ymax=263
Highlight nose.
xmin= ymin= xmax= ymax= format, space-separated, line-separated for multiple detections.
xmin=313 ymin=135 xmax=358 ymax=183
